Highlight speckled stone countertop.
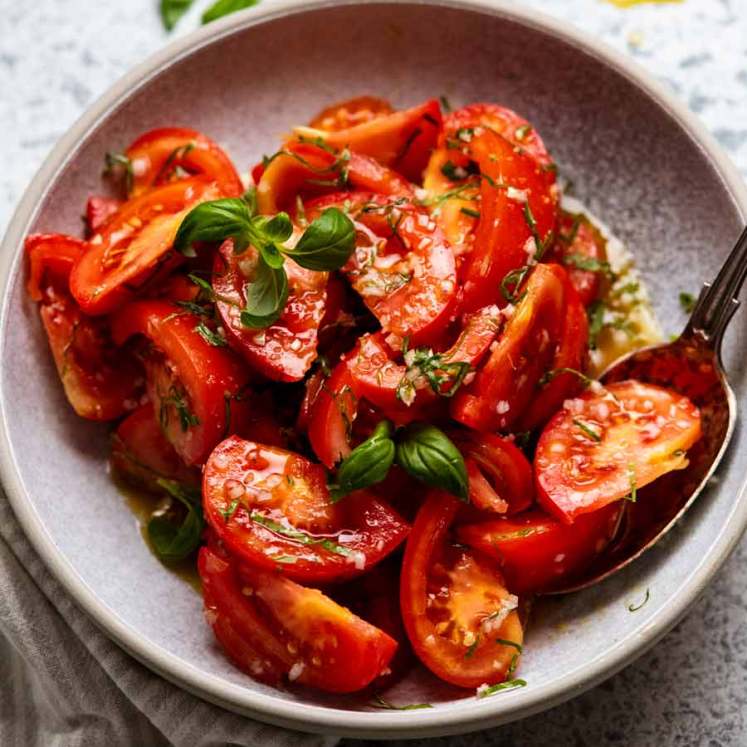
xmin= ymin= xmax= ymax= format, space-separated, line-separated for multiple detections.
xmin=1 ymin=1 xmax=746 ymax=745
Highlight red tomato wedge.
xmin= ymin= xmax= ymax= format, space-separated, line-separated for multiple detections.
xmin=85 ymin=196 xmax=122 ymax=235
xmin=553 ymin=211 xmax=607 ymax=307
xmin=517 ymin=276 xmax=589 ymax=432
xmin=111 ymin=403 xmax=198 ymax=492
xmin=307 ymin=357 xmax=360 ymax=468
xmin=203 ymin=436 xmax=409 ymax=582
xmin=456 ymin=504 xmax=622 ymax=594
xmin=535 ymin=380 xmax=702 ymax=523
xmin=256 ymin=141 xmax=413 ymax=214
xmin=199 ymin=546 xmax=397 ymax=692
xmin=26 ymin=233 xmax=85 ymax=302
xmin=126 ymin=127 xmax=243 ymax=198
xmin=452 ymin=263 xmax=566 ymax=432
xmin=400 ymin=490 xmax=524 ymax=689
xmin=305 ymin=192 xmax=458 ymax=346
xmin=460 ymin=130 xmax=558 ymax=313
xmin=213 ymin=239 xmax=327 ymax=382
xmin=309 ymin=96 xmax=394 ymax=131
xmin=70 ymin=178 xmax=221 ymax=315
xmin=26 ymin=233 xmax=141 ymax=421
xmin=452 ymin=431 xmax=534 ymax=515
xmin=294 ymin=99 xmax=442 ymax=182
xmin=111 ymin=300 xmax=251 ymax=465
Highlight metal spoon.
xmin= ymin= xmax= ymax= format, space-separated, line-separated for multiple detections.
xmin=552 ymin=225 xmax=747 ymax=593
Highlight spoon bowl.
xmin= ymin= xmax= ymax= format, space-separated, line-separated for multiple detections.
xmin=552 ymin=227 xmax=747 ymax=592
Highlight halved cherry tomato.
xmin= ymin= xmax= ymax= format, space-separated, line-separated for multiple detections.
xmin=257 ymin=142 xmax=413 ymax=214
xmin=517 ymin=276 xmax=589 ymax=432
xmin=126 ymin=127 xmax=243 ymax=198
xmin=25 ymin=233 xmax=85 ymax=301
xmin=203 ymin=436 xmax=409 ymax=582
xmin=305 ymin=192 xmax=458 ymax=346
xmin=400 ymin=490 xmax=524 ymax=688
xmin=460 ymin=130 xmax=558 ymax=313
xmin=111 ymin=300 xmax=251 ymax=465
xmin=452 ymin=431 xmax=534 ymax=515
xmin=26 ymin=233 xmax=142 ymax=421
xmin=70 ymin=178 xmax=221 ymax=315
xmin=295 ymin=99 xmax=442 ymax=182
xmin=111 ymin=403 xmax=198 ymax=491
xmin=535 ymin=380 xmax=702 ymax=523
xmin=85 ymin=196 xmax=121 ymax=235
xmin=309 ymin=96 xmax=394 ymax=131
xmin=199 ymin=546 xmax=397 ymax=692
xmin=553 ymin=211 xmax=607 ymax=307
xmin=213 ymin=239 xmax=327 ymax=382
xmin=452 ymin=263 xmax=566 ymax=432
xmin=456 ymin=503 xmax=622 ymax=594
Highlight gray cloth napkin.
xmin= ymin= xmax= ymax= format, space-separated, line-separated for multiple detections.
xmin=0 ymin=493 xmax=340 ymax=747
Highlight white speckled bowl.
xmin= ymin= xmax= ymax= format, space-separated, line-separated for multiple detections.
xmin=1 ymin=0 xmax=746 ymax=739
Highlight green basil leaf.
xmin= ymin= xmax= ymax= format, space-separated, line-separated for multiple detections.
xmin=242 ymin=186 xmax=258 ymax=217
xmin=395 ymin=423 xmax=468 ymax=501
xmin=174 ymin=198 xmax=251 ymax=257
xmin=147 ymin=479 xmax=204 ymax=562
xmin=284 ymin=207 xmax=355 ymax=271
xmin=254 ymin=212 xmax=293 ymax=243
xmin=202 ymin=0 xmax=259 ymax=24
xmin=330 ymin=421 xmax=395 ymax=502
xmin=160 ymin=0 xmax=194 ymax=30
xmin=259 ymin=243 xmax=285 ymax=269
xmin=240 ymin=259 xmax=288 ymax=328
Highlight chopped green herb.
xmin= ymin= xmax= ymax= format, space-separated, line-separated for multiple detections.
xmin=370 ymin=695 xmax=433 ymax=711
xmin=573 ymin=418 xmax=601 ymax=442
xmin=539 ymin=367 xmax=596 ymax=389
xmin=679 ymin=291 xmax=696 ymax=314
xmin=439 ymin=95 xmax=452 ymax=113
xmin=103 ymin=152 xmax=134 ymax=195
xmin=194 ymin=322 xmax=226 ymax=347
xmin=160 ymin=385 xmax=200 ymax=432
xmin=460 ymin=206 xmax=481 ymax=219
xmin=221 ymin=498 xmax=240 ymax=522
xmin=160 ymin=0 xmax=194 ymax=30
xmin=495 ymin=639 xmax=523 ymax=653
xmin=249 ymin=513 xmax=355 ymax=558
xmin=396 ymin=342 xmax=472 ymax=404
xmin=477 ymin=679 xmax=527 ymax=698
xmin=587 ymin=301 xmax=606 ymax=350
xmin=624 ymin=464 xmax=638 ymax=502
xmin=464 ymin=636 xmax=481 ymax=658
xmin=628 ymin=588 xmax=650 ymax=612
xmin=202 ymin=0 xmax=259 ymax=24
xmin=563 ymin=253 xmax=612 ymax=277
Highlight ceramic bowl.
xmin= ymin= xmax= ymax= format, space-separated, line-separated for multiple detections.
xmin=1 ymin=0 xmax=746 ymax=738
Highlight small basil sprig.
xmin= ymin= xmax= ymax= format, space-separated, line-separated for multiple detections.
xmin=330 ymin=421 xmax=468 ymax=503
xmin=174 ymin=200 xmax=355 ymax=329
xmin=329 ymin=421 xmax=396 ymax=502
xmin=396 ymin=423 xmax=469 ymax=501
xmin=147 ymin=479 xmax=204 ymax=563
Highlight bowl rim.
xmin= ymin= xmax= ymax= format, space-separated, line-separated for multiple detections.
xmin=1 ymin=0 xmax=746 ymax=738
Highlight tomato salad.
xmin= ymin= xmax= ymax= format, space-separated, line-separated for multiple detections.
xmin=25 ymin=99 xmax=701 ymax=699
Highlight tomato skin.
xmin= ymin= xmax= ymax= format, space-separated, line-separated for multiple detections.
xmin=553 ymin=211 xmax=606 ymax=307
xmin=400 ymin=490 xmax=524 ymax=689
xmin=111 ymin=403 xmax=198 ymax=491
xmin=70 ymin=178 xmax=221 ymax=315
xmin=203 ymin=436 xmax=410 ymax=583
xmin=517 ymin=276 xmax=589 ymax=432
xmin=199 ymin=546 xmax=397 ymax=692
xmin=111 ymin=300 xmax=251 ymax=465
xmin=213 ymin=240 xmax=327 ymax=382
xmin=460 ymin=130 xmax=558 ymax=313
xmin=85 ymin=196 xmax=121 ymax=235
xmin=309 ymin=96 xmax=393 ymax=131
xmin=307 ymin=358 xmax=359 ymax=468
xmin=452 ymin=263 xmax=566 ymax=432
xmin=257 ymin=142 xmax=413 ymax=214
xmin=535 ymin=380 xmax=702 ymax=523
xmin=299 ymin=99 xmax=442 ymax=182
xmin=25 ymin=233 xmax=85 ymax=301
xmin=26 ymin=233 xmax=142 ymax=421
xmin=305 ymin=192 xmax=459 ymax=347
xmin=126 ymin=127 xmax=243 ymax=198
xmin=444 ymin=103 xmax=553 ymax=167
xmin=456 ymin=504 xmax=622 ymax=594
xmin=453 ymin=431 xmax=534 ymax=515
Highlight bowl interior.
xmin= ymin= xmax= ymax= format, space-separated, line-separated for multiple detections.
xmin=2 ymin=0 xmax=746 ymax=737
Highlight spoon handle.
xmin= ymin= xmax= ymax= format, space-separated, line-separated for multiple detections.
xmin=685 ymin=225 xmax=747 ymax=347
